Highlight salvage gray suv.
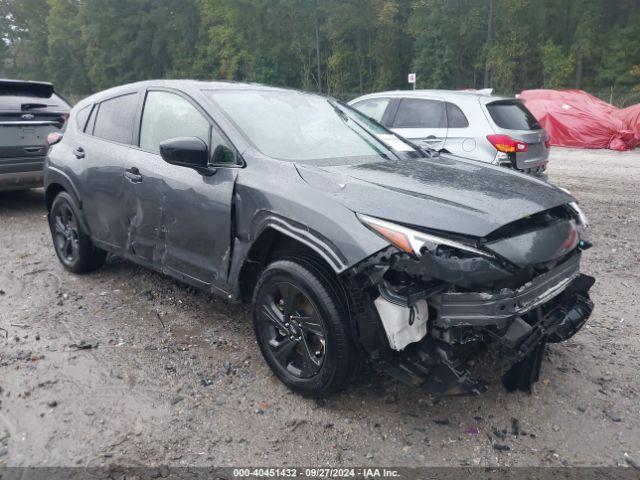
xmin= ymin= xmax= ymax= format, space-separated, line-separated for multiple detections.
xmin=44 ymin=80 xmax=593 ymax=397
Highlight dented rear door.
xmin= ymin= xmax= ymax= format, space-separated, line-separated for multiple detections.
xmin=79 ymin=92 xmax=139 ymax=250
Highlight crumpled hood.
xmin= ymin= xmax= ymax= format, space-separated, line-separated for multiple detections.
xmin=296 ymin=154 xmax=574 ymax=238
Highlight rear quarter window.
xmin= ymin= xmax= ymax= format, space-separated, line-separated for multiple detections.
xmin=446 ymin=102 xmax=469 ymax=128
xmin=75 ymin=105 xmax=92 ymax=131
xmin=486 ymin=101 xmax=541 ymax=130
xmin=92 ymin=93 xmax=138 ymax=144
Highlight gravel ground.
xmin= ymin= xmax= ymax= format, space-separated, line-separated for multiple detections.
xmin=0 ymin=147 xmax=639 ymax=468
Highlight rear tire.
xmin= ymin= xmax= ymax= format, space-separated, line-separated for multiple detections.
xmin=49 ymin=191 xmax=106 ymax=273
xmin=252 ymin=258 xmax=358 ymax=397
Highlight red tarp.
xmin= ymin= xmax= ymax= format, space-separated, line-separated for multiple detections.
xmin=613 ymin=103 xmax=640 ymax=144
xmin=518 ymin=89 xmax=639 ymax=151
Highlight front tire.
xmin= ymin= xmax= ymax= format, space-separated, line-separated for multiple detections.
xmin=49 ymin=191 xmax=106 ymax=273
xmin=252 ymin=258 xmax=358 ymax=397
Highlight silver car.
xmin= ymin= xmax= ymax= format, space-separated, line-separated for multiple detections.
xmin=349 ymin=89 xmax=549 ymax=174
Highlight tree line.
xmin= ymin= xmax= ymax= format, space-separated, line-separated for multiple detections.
xmin=1 ymin=0 xmax=640 ymax=102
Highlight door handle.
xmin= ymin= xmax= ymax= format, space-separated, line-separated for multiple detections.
xmin=73 ymin=147 xmax=85 ymax=159
xmin=124 ymin=166 xmax=143 ymax=183
xmin=418 ymin=137 xmax=441 ymax=146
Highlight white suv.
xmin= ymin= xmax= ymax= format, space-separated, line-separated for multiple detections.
xmin=349 ymin=89 xmax=549 ymax=174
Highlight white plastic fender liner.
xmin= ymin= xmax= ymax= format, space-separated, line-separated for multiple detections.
xmin=373 ymin=297 xmax=429 ymax=351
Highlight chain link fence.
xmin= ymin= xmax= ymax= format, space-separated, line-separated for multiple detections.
xmin=591 ymin=89 xmax=640 ymax=108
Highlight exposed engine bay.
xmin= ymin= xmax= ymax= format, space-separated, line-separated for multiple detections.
xmin=344 ymin=203 xmax=595 ymax=395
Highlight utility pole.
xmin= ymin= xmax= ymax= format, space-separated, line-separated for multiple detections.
xmin=314 ymin=0 xmax=322 ymax=94
xmin=483 ymin=0 xmax=493 ymax=88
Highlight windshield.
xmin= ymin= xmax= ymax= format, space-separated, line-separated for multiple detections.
xmin=205 ymin=89 xmax=419 ymax=162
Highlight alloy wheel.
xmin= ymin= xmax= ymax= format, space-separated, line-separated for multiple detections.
xmin=259 ymin=281 xmax=327 ymax=379
xmin=52 ymin=203 xmax=80 ymax=264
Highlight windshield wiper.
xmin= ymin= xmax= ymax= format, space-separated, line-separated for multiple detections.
xmin=21 ymin=103 xmax=51 ymax=110
xmin=414 ymin=143 xmax=440 ymax=158
xmin=327 ymin=99 xmax=394 ymax=157
xmin=328 ymin=98 xmax=439 ymax=160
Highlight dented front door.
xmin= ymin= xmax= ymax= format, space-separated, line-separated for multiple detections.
xmin=123 ymin=150 xmax=237 ymax=292
xmin=123 ymin=88 xmax=238 ymax=293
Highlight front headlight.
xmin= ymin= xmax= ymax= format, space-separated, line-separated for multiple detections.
xmin=559 ymin=189 xmax=590 ymax=229
xmin=568 ymin=201 xmax=589 ymax=229
xmin=358 ymin=214 xmax=493 ymax=259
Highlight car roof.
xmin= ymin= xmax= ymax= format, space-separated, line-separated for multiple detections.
xmin=75 ymin=79 xmax=308 ymax=109
xmin=350 ymin=89 xmax=516 ymax=104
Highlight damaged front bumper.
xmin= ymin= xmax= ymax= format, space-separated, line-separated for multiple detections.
xmin=348 ymin=251 xmax=595 ymax=395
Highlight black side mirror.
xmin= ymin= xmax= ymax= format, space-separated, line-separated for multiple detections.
xmin=159 ymin=137 xmax=214 ymax=175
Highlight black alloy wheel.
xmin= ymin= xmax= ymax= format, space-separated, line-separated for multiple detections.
xmin=52 ymin=201 xmax=80 ymax=265
xmin=252 ymin=258 xmax=359 ymax=397
xmin=258 ymin=280 xmax=327 ymax=379
xmin=48 ymin=191 xmax=106 ymax=273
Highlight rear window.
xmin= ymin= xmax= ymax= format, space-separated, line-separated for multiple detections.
xmin=486 ymin=101 xmax=541 ymax=130
xmin=0 ymin=93 xmax=69 ymax=111
xmin=92 ymin=93 xmax=138 ymax=144
xmin=393 ymin=98 xmax=447 ymax=129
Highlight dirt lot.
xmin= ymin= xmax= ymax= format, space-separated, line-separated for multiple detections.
xmin=0 ymin=147 xmax=639 ymax=468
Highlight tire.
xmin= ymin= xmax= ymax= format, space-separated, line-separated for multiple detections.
xmin=252 ymin=258 xmax=358 ymax=397
xmin=48 ymin=191 xmax=106 ymax=273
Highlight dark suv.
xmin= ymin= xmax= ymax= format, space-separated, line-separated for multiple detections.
xmin=1 ymin=80 xmax=71 ymax=191
xmin=44 ymin=80 xmax=594 ymax=397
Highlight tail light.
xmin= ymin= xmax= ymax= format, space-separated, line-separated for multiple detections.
xmin=46 ymin=132 xmax=63 ymax=147
xmin=545 ymin=139 xmax=551 ymax=148
xmin=487 ymin=134 xmax=528 ymax=153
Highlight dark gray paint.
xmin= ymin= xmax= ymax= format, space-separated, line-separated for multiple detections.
xmin=485 ymin=219 xmax=580 ymax=267
xmin=296 ymin=153 xmax=572 ymax=238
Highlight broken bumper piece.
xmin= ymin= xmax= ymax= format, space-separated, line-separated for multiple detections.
xmin=379 ymin=268 xmax=595 ymax=395
xmin=501 ymin=273 xmax=594 ymax=392
xmin=436 ymin=253 xmax=582 ymax=329
xmin=381 ymin=340 xmax=489 ymax=396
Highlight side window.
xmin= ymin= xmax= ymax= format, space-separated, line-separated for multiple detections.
xmin=352 ymin=98 xmax=390 ymax=123
xmin=93 ymin=93 xmax=138 ymax=143
xmin=140 ymin=91 xmax=210 ymax=155
xmin=393 ymin=99 xmax=447 ymax=129
xmin=446 ymin=102 xmax=469 ymax=128
xmin=75 ymin=105 xmax=92 ymax=131
xmin=140 ymin=91 xmax=236 ymax=164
